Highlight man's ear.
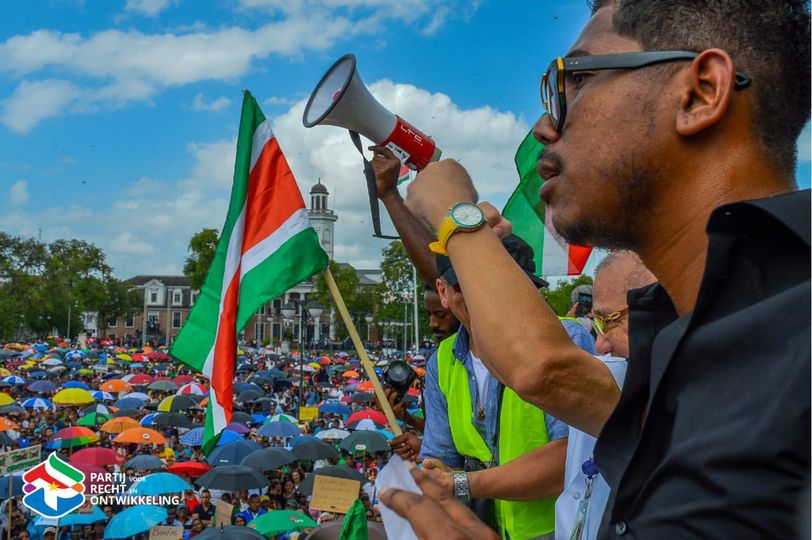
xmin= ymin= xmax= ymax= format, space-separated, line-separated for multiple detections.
xmin=435 ymin=279 xmax=450 ymax=309
xmin=676 ymin=48 xmax=737 ymax=137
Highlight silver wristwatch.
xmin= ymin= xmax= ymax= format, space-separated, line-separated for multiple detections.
xmin=452 ymin=470 xmax=471 ymax=503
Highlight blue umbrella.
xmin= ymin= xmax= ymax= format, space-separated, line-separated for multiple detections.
xmin=27 ymin=370 xmax=48 ymax=379
xmin=319 ymin=401 xmax=352 ymax=415
xmin=289 ymin=435 xmax=320 ymax=448
xmin=1 ymin=376 xmax=25 ymax=385
xmin=35 ymin=505 xmax=106 ymax=526
xmin=125 ymin=455 xmax=164 ymax=471
xmin=113 ymin=397 xmax=145 ymax=409
xmin=21 ymin=397 xmax=53 ymax=410
xmin=91 ymin=390 xmax=115 ymax=401
xmin=215 ymin=430 xmax=244 ymax=446
xmin=234 ymin=382 xmax=263 ymax=394
xmin=0 ymin=475 xmax=24 ymax=498
xmin=250 ymin=413 xmax=267 ymax=424
xmin=375 ymin=429 xmax=395 ymax=440
xmin=256 ymin=370 xmax=285 ymax=378
xmin=130 ymin=362 xmax=145 ymax=368
xmin=179 ymin=427 xmax=204 ymax=446
xmin=206 ymin=440 xmax=261 ymax=466
xmin=129 ymin=472 xmax=191 ymax=496
xmin=104 ymin=505 xmax=167 ymax=539
xmin=258 ymin=421 xmax=301 ymax=438
xmin=64 ymin=381 xmax=90 ymax=390
xmin=140 ymin=412 xmax=159 ymax=426
xmin=66 ymin=361 xmax=82 ymax=369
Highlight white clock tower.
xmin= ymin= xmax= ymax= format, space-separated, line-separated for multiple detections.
xmin=308 ymin=178 xmax=338 ymax=260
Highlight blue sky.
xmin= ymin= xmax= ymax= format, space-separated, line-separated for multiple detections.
xmin=0 ymin=0 xmax=809 ymax=278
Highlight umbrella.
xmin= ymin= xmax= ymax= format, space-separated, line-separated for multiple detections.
xmin=0 ymin=376 xmax=23 ymax=386
xmin=63 ymin=381 xmax=90 ymax=390
xmin=249 ymin=510 xmax=317 ymax=536
xmin=157 ymin=395 xmax=198 ymax=412
xmin=113 ymin=397 xmax=145 ymax=410
xmin=196 ymin=525 xmax=264 ymax=539
xmin=346 ymin=418 xmax=385 ymax=431
xmin=215 ymin=430 xmax=245 ymax=446
xmin=257 ymin=421 xmax=301 ymax=438
xmin=147 ymin=380 xmax=179 ymax=392
xmin=127 ymin=374 xmax=153 ymax=385
xmin=139 ymin=412 xmax=159 ymax=426
xmin=240 ymin=447 xmax=296 ymax=471
xmin=103 ymin=505 xmax=167 ymax=539
xmin=0 ymin=404 xmax=22 ymax=415
xmin=315 ymin=428 xmax=350 ymax=440
xmin=273 ymin=379 xmax=293 ymax=389
xmin=27 ymin=371 xmax=48 ymax=379
xmin=38 ymin=505 xmax=107 ymax=526
xmin=298 ymin=465 xmax=368 ymax=496
xmin=113 ymin=428 xmax=166 ymax=445
xmin=100 ymin=417 xmax=141 ymax=434
xmin=249 ymin=376 xmax=275 ymax=386
xmin=196 ymin=465 xmax=269 ymax=491
xmin=179 ymin=427 xmax=204 ymax=446
xmin=231 ymin=411 xmax=253 ymax=425
xmin=129 ymin=472 xmax=191 ymax=495
xmin=291 ymin=440 xmax=339 ymax=462
xmin=234 ymin=382 xmax=263 ymax=394
xmin=347 ymin=410 xmax=387 ymax=425
xmin=177 ymin=382 xmax=206 ymax=395
xmin=90 ymin=390 xmax=115 ymax=401
xmin=121 ymin=391 xmax=150 ymax=402
xmin=267 ymin=413 xmax=297 ymax=423
xmin=256 ymin=369 xmax=285 ymax=378
xmin=225 ymin=422 xmax=250 ymax=434
xmin=111 ymin=408 xmax=141 ymax=418
xmin=351 ymin=392 xmax=374 ymax=404
xmin=173 ymin=375 xmax=195 ymax=385
xmin=76 ymin=412 xmax=111 ymax=427
xmin=206 ymin=440 xmax=261 ymax=466
xmin=289 ymin=435 xmax=320 ymax=448
xmin=83 ymin=403 xmax=113 ymax=416
xmin=53 ymin=388 xmax=94 ymax=406
xmin=338 ymin=431 xmax=390 ymax=454
xmin=42 ymin=358 xmax=63 ymax=366
xmin=342 ymin=370 xmax=360 ymax=378
xmin=125 ymin=454 xmax=164 ymax=471
xmin=167 ymin=461 xmax=210 ymax=477
xmin=21 ymin=397 xmax=53 ymax=410
xmin=152 ymin=412 xmax=195 ymax=429
xmin=100 ymin=379 xmax=132 ymax=393
xmin=46 ymin=426 xmax=99 ymax=449
xmin=319 ymin=402 xmax=352 ymax=415
xmin=71 ymin=448 xmax=119 ymax=467
xmin=0 ymin=475 xmax=24 ymax=498
xmin=237 ymin=390 xmax=263 ymax=403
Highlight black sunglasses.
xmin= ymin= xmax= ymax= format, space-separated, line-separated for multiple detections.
xmin=541 ymin=50 xmax=752 ymax=133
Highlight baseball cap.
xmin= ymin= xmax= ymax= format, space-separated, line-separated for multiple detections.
xmin=436 ymin=234 xmax=548 ymax=289
xmin=43 ymin=528 xmax=57 ymax=535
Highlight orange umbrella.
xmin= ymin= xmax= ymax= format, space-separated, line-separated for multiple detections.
xmin=100 ymin=380 xmax=132 ymax=393
xmin=113 ymin=428 xmax=166 ymax=445
xmin=342 ymin=370 xmax=359 ymax=378
xmin=0 ymin=417 xmax=19 ymax=431
xmin=100 ymin=417 xmax=140 ymax=434
xmin=357 ymin=381 xmax=374 ymax=392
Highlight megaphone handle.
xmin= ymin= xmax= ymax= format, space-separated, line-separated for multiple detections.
xmin=349 ymin=130 xmax=400 ymax=240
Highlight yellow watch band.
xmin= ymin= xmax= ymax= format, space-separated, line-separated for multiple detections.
xmin=429 ymin=216 xmax=458 ymax=256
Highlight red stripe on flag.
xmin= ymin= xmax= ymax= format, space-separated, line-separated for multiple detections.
xmin=567 ymin=245 xmax=593 ymax=275
xmin=210 ymin=263 xmax=241 ymax=430
xmin=241 ymin=138 xmax=306 ymax=254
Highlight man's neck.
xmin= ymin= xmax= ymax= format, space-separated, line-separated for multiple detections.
xmin=639 ymin=156 xmax=792 ymax=316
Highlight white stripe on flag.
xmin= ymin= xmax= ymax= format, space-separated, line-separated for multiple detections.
xmin=239 ymin=209 xmax=310 ymax=280
xmin=208 ymin=385 xmax=227 ymax=437
xmin=251 ymin=121 xmax=274 ymax=171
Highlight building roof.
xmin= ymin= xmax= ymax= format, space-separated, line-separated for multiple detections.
xmin=310 ymin=178 xmax=328 ymax=194
xmin=126 ymin=275 xmax=191 ymax=287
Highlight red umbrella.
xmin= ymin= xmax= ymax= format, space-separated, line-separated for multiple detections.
xmin=167 ymin=461 xmax=211 ymax=478
xmin=174 ymin=375 xmax=194 ymax=385
xmin=70 ymin=447 xmax=120 ymax=467
xmin=71 ymin=463 xmax=112 ymax=491
xmin=347 ymin=410 xmax=387 ymax=425
xmin=128 ymin=374 xmax=153 ymax=385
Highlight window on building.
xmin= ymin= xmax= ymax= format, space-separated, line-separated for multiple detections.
xmin=124 ymin=313 xmax=135 ymax=328
xmin=273 ymin=299 xmax=281 ymax=315
xmin=272 ymin=322 xmax=281 ymax=340
xmin=255 ymin=322 xmax=266 ymax=342
xmin=172 ymin=290 xmax=182 ymax=305
xmin=172 ymin=311 xmax=182 ymax=328
xmin=149 ymin=289 xmax=158 ymax=304
xmin=257 ymin=304 xmax=266 ymax=316
xmin=107 ymin=315 xmax=117 ymax=327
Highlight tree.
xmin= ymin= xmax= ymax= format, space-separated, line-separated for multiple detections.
xmin=376 ymin=240 xmax=430 ymax=347
xmin=314 ymin=261 xmax=375 ymax=342
xmin=541 ymin=274 xmax=594 ymax=316
xmin=183 ymin=228 xmax=219 ymax=290
xmin=96 ymin=279 xmax=142 ymax=337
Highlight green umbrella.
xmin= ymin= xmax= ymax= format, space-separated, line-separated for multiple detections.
xmin=248 ymin=510 xmax=316 ymax=536
xmin=77 ymin=412 xmax=111 ymax=427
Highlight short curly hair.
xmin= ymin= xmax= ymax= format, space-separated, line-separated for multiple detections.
xmin=590 ymin=0 xmax=810 ymax=176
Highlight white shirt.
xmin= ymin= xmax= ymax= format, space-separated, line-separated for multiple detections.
xmin=468 ymin=351 xmax=490 ymax=414
xmin=555 ymin=355 xmax=627 ymax=540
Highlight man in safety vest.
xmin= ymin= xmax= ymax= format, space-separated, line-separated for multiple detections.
xmin=420 ymin=234 xmax=595 ymax=540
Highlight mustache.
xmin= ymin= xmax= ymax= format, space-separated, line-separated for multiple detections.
xmin=538 ymin=146 xmax=564 ymax=172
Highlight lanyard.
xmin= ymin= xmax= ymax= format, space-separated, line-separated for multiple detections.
xmin=569 ymin=458 xmax=600 ymax=540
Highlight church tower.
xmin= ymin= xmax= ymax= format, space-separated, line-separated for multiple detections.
xmin=308 ymin=178 xmax=338 ymax=260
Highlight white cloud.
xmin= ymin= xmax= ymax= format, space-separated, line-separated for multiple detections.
xmin=8 ymin=180 xmax=29 ymax=205
xmin=124 ymin=0 xmax=173 ymax=17
xmin=1 ymin=79 xmax=82 ymax=134
xmin=109 ymin=233 xmax=156 ymax=255
xmin=191 ymin=94 xmax=233 ymax=112
xmin=263 ymin=96 xmax=296 ymax=107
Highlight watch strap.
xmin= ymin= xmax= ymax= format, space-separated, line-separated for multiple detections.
xmin=429 ymin=216 xmax=458 ymax=256
xmin=452 ymin=470 xmax=471 ymax=503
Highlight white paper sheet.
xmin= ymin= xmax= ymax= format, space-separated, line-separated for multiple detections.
xmin=375 ymin=455 xmax=422 ymax=540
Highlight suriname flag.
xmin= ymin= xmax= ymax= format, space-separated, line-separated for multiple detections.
xmin=170 ymin=91 xmax=329 ymax=454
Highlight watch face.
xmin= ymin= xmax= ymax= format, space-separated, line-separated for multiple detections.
xmin=450 ymin=203 xmax=484 ymax=228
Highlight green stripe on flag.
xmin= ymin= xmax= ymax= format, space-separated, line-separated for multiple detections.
xmin=503 ymin=129 xmax=546 ymax=276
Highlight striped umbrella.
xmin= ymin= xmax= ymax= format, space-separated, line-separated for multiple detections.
xmin=1 ymin=376 xmax=25 ymax=385
xmin=76 ymin=412 xmax=111 ymax=427
xmin=176 ymin=382 xmax=206 ymax=395
xmin=46 ymin=426 xmax=99 ymax=449
xmin=91 ymin=391 xmax=115 ymax=401
xmin=266 ymin=413 xmax=297 ymax=424
xmin=21 ymin=397 xmax=53 ymax=410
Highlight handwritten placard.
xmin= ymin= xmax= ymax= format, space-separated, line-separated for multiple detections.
xmin=214 ymin=499 xmax=233 ymax=526
xmin=299 ymin=407 xmax=319 ymax=422
xmin=309 ymin=476 xmax=360 ymax=514
xmin=149 ymin=526 xmax=183 ymax=540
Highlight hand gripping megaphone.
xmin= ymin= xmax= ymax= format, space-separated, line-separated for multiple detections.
xmin=303 ymin=53 xmax=441 ymax=238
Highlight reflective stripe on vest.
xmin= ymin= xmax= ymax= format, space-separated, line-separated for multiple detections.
xmin=435 ymin=334 xmax=557 ymax=539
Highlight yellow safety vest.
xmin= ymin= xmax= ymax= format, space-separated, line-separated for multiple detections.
xmin=435 ymin=334 xmax=556 ymax=539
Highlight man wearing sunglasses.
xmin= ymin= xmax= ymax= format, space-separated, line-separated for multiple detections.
xmin=381 ymin=1 xmax=810 ymax=539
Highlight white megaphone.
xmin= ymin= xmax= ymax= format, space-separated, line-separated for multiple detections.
xmin=303 ymin=53 xmax=441 ymax=170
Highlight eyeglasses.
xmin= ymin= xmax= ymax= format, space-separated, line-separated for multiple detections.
xmin=592 ymin=307 xmax=629 ymax=335
xmin=541 ymin=50 xmax=752 ymax=133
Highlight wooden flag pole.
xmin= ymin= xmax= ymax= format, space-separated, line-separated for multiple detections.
xmin=322 ymin=268 xmax=403 ymax=436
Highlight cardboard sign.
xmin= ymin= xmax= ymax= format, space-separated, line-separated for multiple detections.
xmin=149 ymin=526 xmax=183 ymax=539
xmin=299 ymin=407 xmax=319 ymax=422
xmin=309 ymin=476 xmax=360 ymax=514
xmin=0 ymin=445 xmax=41 ymax=474
xmin=214 ymin=499 xmax=233 ymax=526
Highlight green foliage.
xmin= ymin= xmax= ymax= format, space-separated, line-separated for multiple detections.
xmin=0 ymin=232 xmax=137 ymax=340
xmin=541 ymin=274 xmax=594 ymax=316
xmin=183 ymin=228 xmax=219 ymax=290
xmin=314 ymin=261 xmax=375 ymax=341
xmin=376 ymin=241 xmax=430 ymax=345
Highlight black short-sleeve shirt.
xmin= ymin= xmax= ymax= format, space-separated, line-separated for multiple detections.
xmin=595 ymin=189 xmax=810 ymax=539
